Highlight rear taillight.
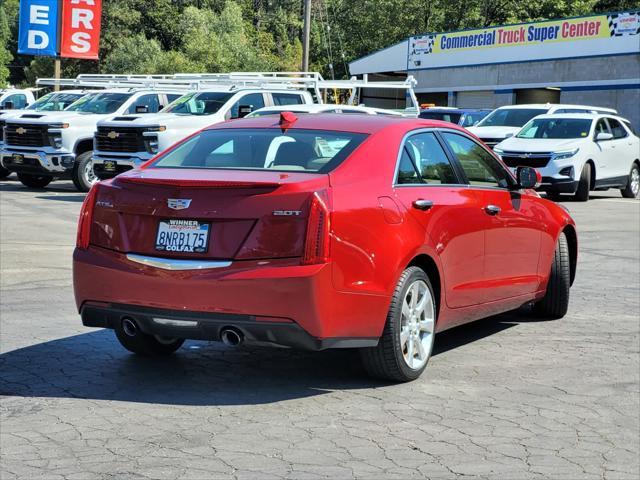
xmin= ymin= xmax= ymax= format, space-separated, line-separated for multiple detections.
xmin=302 ymin=191 xmax=331 ymax=265
xmin=76 ymin=183 xmax=99 ymax=249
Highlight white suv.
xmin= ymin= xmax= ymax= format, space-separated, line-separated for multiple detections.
xmin=92 ymin=88 xmax=314 ymax=179
xmin=1 ymin=89 xmax=183 ymax=191
xmin=467 ymin=104 xmax=618 ymax=148
xmin=494 ymin=113 xmax=640 ymax=201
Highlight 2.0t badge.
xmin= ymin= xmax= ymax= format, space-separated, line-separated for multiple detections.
xmin=167 ymin=199 xmax=192 ymax=210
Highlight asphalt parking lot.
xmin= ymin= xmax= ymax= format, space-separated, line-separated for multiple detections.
xmin=1 ymin=176 xmax=638 ymax=480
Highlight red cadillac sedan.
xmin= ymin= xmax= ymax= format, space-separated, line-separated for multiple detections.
xmin=73 ymin=113 xmax=577 ymax=382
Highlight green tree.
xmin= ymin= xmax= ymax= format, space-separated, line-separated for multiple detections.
xmin=0 ymin=5 xmax=12 ymax=86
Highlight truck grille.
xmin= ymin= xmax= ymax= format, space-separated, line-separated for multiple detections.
xmin=4 ymin=123 xmax=48 ymax=147
xmin=95 ymin=127 xmax=145 ymax=153
xmin=0 ymin=120 xmax=5 ymax=143
xmin=501 ymin=152 xmax=552 ymax=168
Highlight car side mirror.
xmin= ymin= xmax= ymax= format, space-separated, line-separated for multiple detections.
xmin=2 ymin=101 xmax=14 ymax=110
xmin=596 ymin=132 xmax=613 ymax=141
xmin=473 ymin=120 xmax=480 ymax=126
xmin=516 ymin=166 xmax=541 ymax=189
xmin=504 ymin=132 xmax=514 ymax=139
xmin=135 ymin=105 xmax=149 ymax=114
xmin=237 ymin=104 xmax=253 ymax=118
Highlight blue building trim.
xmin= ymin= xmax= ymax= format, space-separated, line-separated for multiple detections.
xmin=406 ymin=52 xmax=639 ymax=72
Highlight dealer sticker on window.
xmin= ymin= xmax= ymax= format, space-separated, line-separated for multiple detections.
xmin=155 ymin=219 xmax=210 ymax=253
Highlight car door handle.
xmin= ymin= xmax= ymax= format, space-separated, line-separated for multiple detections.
xmin=412 ymin=199 xmax=434 ymax=210
xmin=484 ymin=205 xmax=501 ymax=216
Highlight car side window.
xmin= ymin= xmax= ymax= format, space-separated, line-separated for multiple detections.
xmin=441 ymin=132 xmax=512 ymax=189
xmin=396 ymin=132 xmax=459 ymax=185
xmin=595 ymin=119 xmax=611 ymax=137
xmin=272 ymin=93 xmax=304 ymax=106
xmin=229 ymin=93 xmax=266 ymax=119
xmin=127 ymin=94 xmax=160 ymax=114
xmin=607 ymin=118 xmax=628 ymax=139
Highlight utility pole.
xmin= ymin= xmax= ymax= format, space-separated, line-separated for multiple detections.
xmin=302 ymin=0 xmax=311 ymax=72
xmin=54 ymin=59 xmax=61 ymax=91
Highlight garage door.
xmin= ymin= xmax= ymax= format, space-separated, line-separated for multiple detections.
xmin=456 ymin=90 xmax=494 ymax=109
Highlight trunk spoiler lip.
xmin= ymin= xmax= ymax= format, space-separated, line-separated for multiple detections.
xmin=114 ymin=176 xmax=283 ymax=189
xmin=114 ymin=169 xmax=327 ymax=189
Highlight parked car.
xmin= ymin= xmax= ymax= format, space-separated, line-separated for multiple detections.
xmin=249 ymin=104 xmax=404 ymax=117
xmin=0 ymin=88 xmax=36 ymax=110
xmin=1 ymin=89 xmax=184 ymax=191
xmin=74 ymin=113 xmax=577 ymax=382
xmin=419 ymin=107 xmax=490 ymax=127
xmin=494 ymin=113 xmax=640 ymax=201
xmin=0 ymin=88 xmax=40 ymax=178
xmin=92 ymin=88 xmax=314 ymax=180
xmin=467 ymin=104 xmax=618 ymax=148
xmin=0 ymin=90 xmax=96 ymax=178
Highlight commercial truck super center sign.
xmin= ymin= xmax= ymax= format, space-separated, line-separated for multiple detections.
xmin=18 ymin=0 xmax=102 ymax=59
xmin=408 ymin=11 xmax=640 ymax=70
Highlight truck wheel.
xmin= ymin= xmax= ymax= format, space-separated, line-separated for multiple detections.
xmin=115 ymin=318 xmax=184 ymax=356
xmin=360 ymin=266 xmax=436 ymax=382
xmin=533 ymin=232 xmax=570 ymax=319
xmin=0 ymin=165 xmax=10 ymax=178
xmin=574 ymin=163 xmax=591 ymax=202
xmin=620 ymin=163 xmax=640 ymax=199
xmin=17 ymin=173 xmax=53 ymax=189
xmin=72 ymin=151 xmax=98 ymax=192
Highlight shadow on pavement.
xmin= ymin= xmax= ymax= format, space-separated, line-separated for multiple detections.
xmin=0 ymin=182 xmax=80 ymax=194
xmin=35 ymin=194 xmax=86 ymax=202
xmin=0 ymin=313 xmax=527 ymax=406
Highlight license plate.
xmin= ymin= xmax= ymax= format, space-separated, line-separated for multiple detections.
xmin=103 ymin=160 xmax=116 ymax=171
xmin=11 ymin=153 xmax=24 ymax=164
xmin=155 ymin=219 xmax=210 ymax=253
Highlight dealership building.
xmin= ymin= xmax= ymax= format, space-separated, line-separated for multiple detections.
xmin=350 ymin=11 xmax=640 ymax=128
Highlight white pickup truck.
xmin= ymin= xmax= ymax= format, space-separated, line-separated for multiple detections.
xmin=1 ymin=90 xmax=94 ymax=178
xmin=92 ymin=87 xmax=314 ymax=179
xmin=1 ymin=88 xmax=184 ymax=190
xmin=0 ymin=88 xmax=36 ymax=110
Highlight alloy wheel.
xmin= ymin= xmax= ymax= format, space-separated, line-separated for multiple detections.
xmin=84 ymin=160 xmax=98 ymax=186
xmin=399 ymin=280 xmax=435 ymax=370
xmin=631 ymin=167 xmax=640 ymax=198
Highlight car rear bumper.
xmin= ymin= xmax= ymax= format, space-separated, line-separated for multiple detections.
xmin=80 ymin=302 xmax=376 ymax=350
xmin=73 ymin=246 xmax=387 ymax=348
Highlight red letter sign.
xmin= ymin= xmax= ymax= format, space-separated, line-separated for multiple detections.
xmin=60 ymin=0 xmax=101 ymax=59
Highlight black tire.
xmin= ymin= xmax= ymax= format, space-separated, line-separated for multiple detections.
xmin=72 ymin=151 xmax=97 ymax=192
xmin=360 ymin=266 xmax=436 ymax=382
xmin=0 ymin=165 xmax=10 ymax=178
xmin=620 ymin=163 xmax=640 ymax=199
xmin=574 ymin=162 xmax=591 ymax=202
xmin=114 ymin=319 xmax=184 ymax=356
xmin=17 ymin=173 xmax=53 ymax=188
xmin=533 ymin=232 xmax=570 ymax=319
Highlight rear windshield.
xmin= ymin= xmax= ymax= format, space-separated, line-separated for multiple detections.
xmin=151 ymin=128 xmax=367 ymax=173
xmin=477 ymin=108 xmax=547 ymax=128
xmin=419 ymin=111 xmax=462 ymax=124
xmin=517 ymin=118 xmax=593 ymax=139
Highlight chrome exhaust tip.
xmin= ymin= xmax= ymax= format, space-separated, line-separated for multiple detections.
xmin=122 ymin=317 xmax=138 ymax=337
xmin=220 ymin=327 xmax=243 ymax=347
